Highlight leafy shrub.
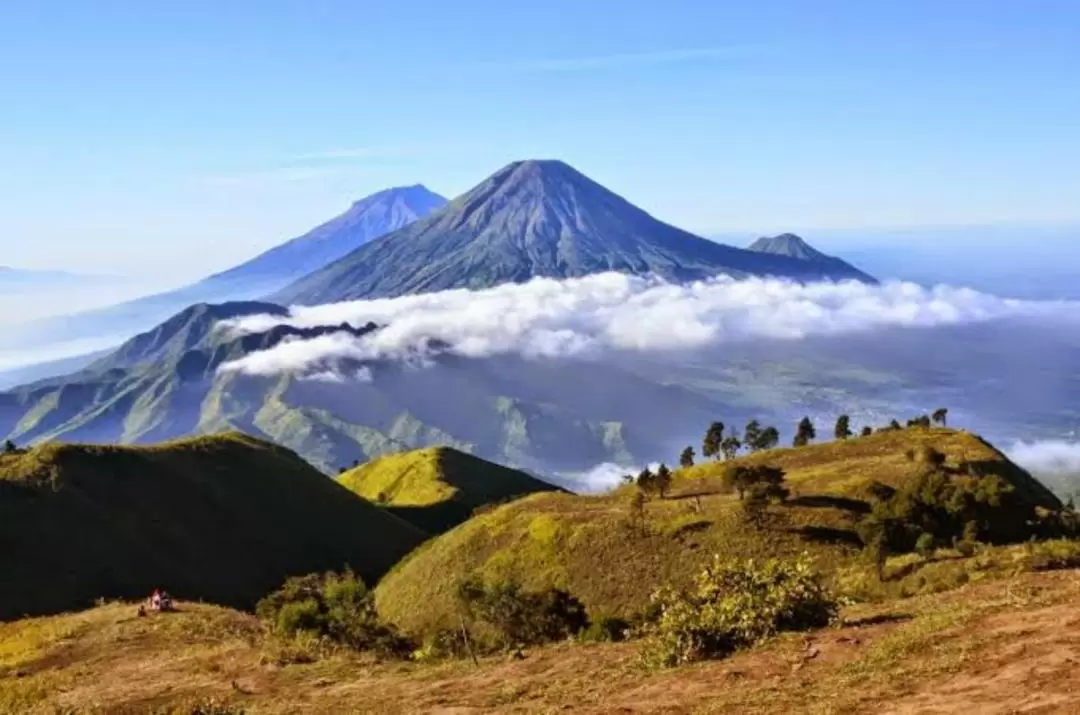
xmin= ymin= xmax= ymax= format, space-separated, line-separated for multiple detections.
xmin=412 ymin=628 xmax=471 ymax=661
xmin=581 ymin=615 xmax=631 ymax=643
xmin=256 ymin=569 xmax=411 ymax=658
xmin=915 ymin=532 xmax=935 ymax=558
xmin=457 ymin=578 xmax=589 ymax=650
xmin=640 ymin=554 xmax=838 ymax=668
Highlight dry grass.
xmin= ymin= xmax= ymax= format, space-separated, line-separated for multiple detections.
xmin=3 ymin=566 xmax=1080 ymax=714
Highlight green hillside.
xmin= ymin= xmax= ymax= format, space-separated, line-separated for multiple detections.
xmin=373 ymin=428 xmax=1061 ymax=637
xmin=0 ymin=432 xmax=424 ymax=621
xmin=337 ymin=446 xmax=561 ymax=533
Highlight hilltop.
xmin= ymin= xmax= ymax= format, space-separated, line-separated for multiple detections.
xmin=270 ymin=159 xmax=876 ymax=306
xmin=373 ymin=427 xmax=1061 ymax=637
xmin=337 ymin=446 xmax=562 ymax=533
xmin=0 ymin=432 xmax=424 ymax=620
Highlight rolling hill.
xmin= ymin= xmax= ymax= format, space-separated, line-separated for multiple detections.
xmin=337 ymin=446 xmax=562 ymax=533
xmin=0 ymin=432 xmax=424 ymax=620
xmin=372 ymin=428 xmax=1061 ymax=637
xmin=270 ymin=160 xmax=876 ymax=306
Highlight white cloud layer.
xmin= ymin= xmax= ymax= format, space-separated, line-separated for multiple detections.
xmin=1008 ymin=440 xmax=1080 ymax=478
xmin=216 ymin=272 xmax=1080 ymax=378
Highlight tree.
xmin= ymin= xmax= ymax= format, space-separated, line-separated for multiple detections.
xmin=907 ymin=415 xmax=931 ymax=429
xmin=932 ymin=408 xmax=949 ymax=427
xmin=723 ymin=464 xmax=787 ymax=502
xmin=626 ymin=490 xmax=648 ymax=535
xmin=755 ymin=426 xmax=780 ymax=451
xmin=861 ymin=426 xmax=873 ymax=437
xmin=744 ymin=420 xmax=762 ymax=451
xmin=702 ymin=422 xmax=725 ymax=461
xmin=636 ymin=466 xmax=657 ymax=496
xmin=679 ymin=446 xmax=695 ymax=469
xmin=793 ymin=417 xmax=816 ymax=447
xmin=720 ymin=435 xmax=742 ymax=461
xmin=620 ymin=473 xmax=635 ymax=486
xmin=834 ymin=415 xmax=852 ymax=441
xmin=2 ymin=440 xmax=16 ymax=454
xmin=654 ymin=464 xmax=673 ymax=499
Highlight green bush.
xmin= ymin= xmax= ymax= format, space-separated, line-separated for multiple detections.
xmin=581 ymin=615 xmax=632 ymax=643
xmin=640 ymin=554 xmax=838 ymax=668
xmin=256 ymin=569 xmax=411 ymax=658
xmin=457 ymin=578 xmax=589 ymax=650
xmin=915 ymin=532 xmax=936 ymax=558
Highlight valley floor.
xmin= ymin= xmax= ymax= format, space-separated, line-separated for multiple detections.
xmin=3 ymin=570 xmax=1080 ymax=714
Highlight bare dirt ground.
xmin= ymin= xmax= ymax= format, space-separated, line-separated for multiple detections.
xmin=3 ymin=570 xmax=1080 ymax=714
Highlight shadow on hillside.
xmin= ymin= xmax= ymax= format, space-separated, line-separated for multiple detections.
xmin=786 ymin=494 xmax=871 ymax=514
xmin=789 ymin=525 xmax=865 ymax=548
xmin=842 ymin=612 xmax=914 ymax=628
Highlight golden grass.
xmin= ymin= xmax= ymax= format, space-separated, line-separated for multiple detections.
xmin=4 ymin=563 xmax=1080 ymax=714
xmin=373 ymin=428 xmax=1060 ymax=637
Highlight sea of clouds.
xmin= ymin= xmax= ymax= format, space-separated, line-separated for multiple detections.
xmin=216 ymin=272 xmax=1079 ymax=378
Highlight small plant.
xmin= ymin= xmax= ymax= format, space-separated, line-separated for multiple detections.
xmin=915 ymin=532 xmax=935 ymax=559
xmin=640 ymin=554 xmax=838 ymax=668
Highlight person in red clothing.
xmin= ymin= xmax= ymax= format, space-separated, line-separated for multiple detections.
xmin=150 ymin=588 xmax=162 ymax=611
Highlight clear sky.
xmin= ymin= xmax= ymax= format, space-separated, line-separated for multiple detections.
xmin=1 ymin=0 xmax=1078 ymax=281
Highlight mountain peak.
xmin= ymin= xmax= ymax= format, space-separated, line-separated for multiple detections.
xmin=270 ymin=161 xmax=877 ymax=305
xmin=747 ymin=233 xmax=828 ymax=261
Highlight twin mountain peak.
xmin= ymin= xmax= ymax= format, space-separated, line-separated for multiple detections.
xmin=265 ymin=159 xmax=874 ymax=305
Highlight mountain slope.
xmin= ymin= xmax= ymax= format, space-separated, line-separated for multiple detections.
xmin=270 ymin=160 xmax=876 ymax=306
xmin=0 ymin=432 xmax=424 ymax=620
xmin=203 ymin=184 xmax=447 ymax=285
xmin=0 ymin=301 xmax=722 ymax=477
xmin=337 ymin=446 xmax=562 ymax=533
xmin=1 ymin=186 xmax=445 ymax=358
xmin=373 ymin=428 xmax=1060 ymax=636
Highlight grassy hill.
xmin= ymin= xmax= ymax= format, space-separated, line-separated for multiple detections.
xmin=373 ymin=428 xmax=1061 ymax=636
xmin=337 ymin=446 xmax=562 ymax=534
xmin=0 ymin=432 xmax=424 ymax=621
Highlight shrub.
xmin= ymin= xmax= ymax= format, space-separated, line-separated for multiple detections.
xmin=256 ymin=569 xmax=411 ymax=658
xmin=457 ymin=579 xmax=589 ymax=650
xmin=640 ymin=554 xmax=838 ymax=668
xmin=915 ymin=532 xmax=935 ymax=558
xmin=581 ymin=615 xmax=632 ymax=643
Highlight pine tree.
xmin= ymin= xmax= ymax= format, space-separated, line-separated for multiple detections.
xmin=744 ymin=420 xmax=762 ymax=451
xmin=655 ymin=463 xmax=673 ymax=498
xmin=834 ymin=415 xmax=852 ymax=440
xmin=702 ymin=422 xmax=725 ymax=460
xmin=793 ymin=417 xmax=816 ymax=447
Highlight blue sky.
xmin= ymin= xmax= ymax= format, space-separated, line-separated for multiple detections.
xmin=1 ymin=0 xmax=1078 ymax=281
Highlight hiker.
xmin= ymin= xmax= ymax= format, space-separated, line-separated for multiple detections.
xmin=150 ymin=588 xmax=162 ymax=611
xmin=159 ymin=590 xmax=174 ymax=611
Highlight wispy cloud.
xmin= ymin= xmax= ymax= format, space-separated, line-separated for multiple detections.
xmin=469 ymin=45 xmax=760 ymax=74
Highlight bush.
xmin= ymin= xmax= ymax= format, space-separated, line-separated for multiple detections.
xmin=581 ymin=615 xmax=631 ymax=643
xmin=256 ymin=569 xmax=412 ymax=658
xmin=640 ymin=554 xmax=838 ymax=668
xmin=457 ymin=579 xmax=589 ymax=650
xmin=915 ymin=532 xmax=936 ymax=558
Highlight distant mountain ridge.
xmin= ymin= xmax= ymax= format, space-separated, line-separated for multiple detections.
xmin=0 ymin=185 xmax=446 ymax=366
xmin=746 ymin=233 xmax=873 ymax=280
xmin=204 ymin=184 xmax=447 ymax=285
xmin=0 ymin=299 xmax=723 ymax=476
xmin=270 ymin=160 xmax=876 ymax=306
